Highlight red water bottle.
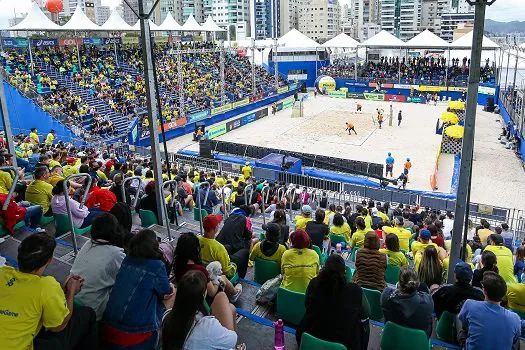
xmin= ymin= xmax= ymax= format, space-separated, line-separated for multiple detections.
xmin=274 ymin=319 xmax=285 ymax=350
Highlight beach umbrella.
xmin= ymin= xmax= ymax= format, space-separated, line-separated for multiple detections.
xmin=445 ymin=125 xmax=464 ymax=139
xmin=441 ymin=112 xmax=459 ymax=124
xmin=448 ymin=100 xmax=465 ymax=110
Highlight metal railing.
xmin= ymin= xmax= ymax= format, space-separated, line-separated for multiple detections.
xmin=63 ymin=173 xmax=92 ymax=255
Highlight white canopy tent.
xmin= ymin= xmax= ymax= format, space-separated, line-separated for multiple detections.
xmin=201 ymin=16 xmax=226 ymax=32
xmin=99 ymin=10 xmax=134 ymax=31
xmin=360 ymin=30 xmax=406 ymax=48
xmin=451 ymin=30 xmax=500 ymax=49
xmin=133 ymin=19 xmax=160 ymax=31
xmin=9 ymin=2 xmax=62 ymax=31
xmin=61 ymin=3 xmax=102 ymax=31
xmin=181 ymin=14 xmax=202 ymax=32
xmin=156 ymin=12 xmax=183 ymax=31
xmin=405 ymin=29 xmax=449 ymax=49
xmin=277 ymin=28 xmax=320 ymax=50
xmin=322 ymin=32 xmax=359 ymax=49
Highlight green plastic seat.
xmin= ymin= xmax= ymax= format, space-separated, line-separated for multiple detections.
xmin=276 ymin=287 xmax=306 ymax=326
xmin=363 ymin=288 xmax=384 ymax=322
xmin=380 ymin=321 xmax=431 ymax=350
xmin=54 ymin=214 xmax=91 ymax=236
xmin=299 ymin=332 xmax=346 ymax=350
xmin=139 ymin=209 xmax=158 ymax=227
xmin=329 ymin=234 xmax=346 ymax=247
xmin=39 ymin=215 xmax=55 ymax=226
xmin=229 ymin=271 xmax=239 ymax=285
xmin=350 ymin=247 xmax=360 ymax=262
xmin=254 ymin=258 xmax=280 ymax=284
xmin=193 ymin=208 xmax=208 ymax=222
xmin=345 ymin=265 xmax=354 ymax=281
xmin=436 ymin=311 xmax=457 ymax=344
xmin=384 ymin=264 xmax=401 ymax=284
xmin=312 ymin=245 xmax=327 ymax=266
xmin=0 ymin=220 xmax=26 ymax=237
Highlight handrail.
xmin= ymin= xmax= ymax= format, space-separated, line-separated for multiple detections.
xmin=310 ymin=189 xmax=317 ymax=207
xmin=288 ymin=188 xmax=296 ymax=225
xmin=161 ymin=179 xmax=179 ymax=241
xmin=195 ymin=182 xmax=210 ymax=235
xmin=243 ymin=184 xmax=254 ymax=207
xmin=261 ymin=185 xmax=270 ymax=225
xmin=121 ymin=176 xmax=142 ymax=210
xmin=0 ymin=166 xmax=19 ymax=210
xmin=277 ymin=186 xmax=285 ymax=202
xmin=63 ymin=173 xmax=92 ymax=255
xmin=221 ymin=184 xmax=233 ymax=218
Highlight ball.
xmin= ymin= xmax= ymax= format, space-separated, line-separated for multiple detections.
xmin=46 ymin=0 xmax=64 ymax=13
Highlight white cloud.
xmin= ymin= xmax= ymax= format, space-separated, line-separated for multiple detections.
xmin=486 ymin=0 xmax=525 ymax=22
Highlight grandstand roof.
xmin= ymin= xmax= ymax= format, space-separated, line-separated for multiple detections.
xmin=451 ymin=30 xmax=500 ymax=49
xmin=133 ymin=19 xmax=160 ymax=31
xmin=322 ymin=32 xmax=359 ymax=48
xmin=360 ymin=30 xmax=406 ymax=48
xmin=9 ymin=2 xmax=62 ymax=31
xmin=182 ymin=14 xmax=203 ymax=31
xmin=157 ymin=12 xmax=183 ymax=31
xmin=62 ymin=3 xmax=101 ymax=31
xmin=99 ymin=10 xmax=134 ymax=31
xmin=201 ymin=15 xmax=226 ymax=32
xmin=406 ymin=29 xmax=449 ymax=49
xmin=278 ymin=29 xmax=321 ymax=49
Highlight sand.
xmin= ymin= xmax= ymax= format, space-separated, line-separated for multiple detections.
xmin=166 ymin=93 xmax=525 ymax=210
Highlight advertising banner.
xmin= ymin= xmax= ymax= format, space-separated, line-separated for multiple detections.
xmin=83 ymin=37 xmax=104 ymax=45
xmin=207 ymin=124 xmax=227 ymax=139
xmin=347 ymin=92 xmax=364 ymax=99
xmin=241 ymin=113 xmax=256 ymax=126
xmin=226 ymin=117 xmax=242 ymax=132
xmin=277 ymin=86 xmax=289 ymax=94
xmin=315 ymin=76 xmax=336 ymax=93
xmin=289 ymin=83 xmax=298 ymax=91
xmin=282 ymin=98 xmax=295 ymax=109
xmin=158 ymin=117 xmax=187 ymax=132
xmin=418 ymin=85 xmax=446 ymax=92
xmin=328 ymin=90 xmax=347 ymax=98
xmin=384 ymin=94 xmax=407 ymax=102
xmin=406 ymin=96 xmax=426 ymax=104
xmin=211 ymin=104 xmax=233 ymax=116
xmin=363 ymin=93 xmax=385 ymax=101
xmin=394 ymin=84 xmax=420 ymax=90
xmin=478 ymin=86 xmax=496 ymax=96
xmin=59 ymin=38 xmax=83 ymax=46
xmin=122 ymin=36 xmax=139 ymax=44
xmin=275 ymin=102 xmax=284 ymax=112
xmin=233 ymin=98 xmax=250 ymax=108
xmin=31 ymin=38 xmax=57 ymax=47
xmin=187 ymin=110 xmax=210 ymax=123
xmin=255 ymin=108 xmax=268 ymax=120
xmin=249 ymin=93 xmax=264 ymax=103
xmin=103 ymin=37 xmax=122 ymax=45
xmin=1 ymin=38 xmax=28 ymax=48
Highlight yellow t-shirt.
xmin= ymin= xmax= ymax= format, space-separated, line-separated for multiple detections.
xmin=48 ymin=160 xmax=61 ymax=169
xmin=295 ymin=216 xmax=313 ymax=231
xmin=377 ymin=211 xmax=389 ymax=223
xmin=47 ymin=174 xmax=64 ymax=188
xmin=506 ymin=283 xmax=525 ymax=312
xmin=477 ymin=228 xmax=493 ymax=245
xmin=414 ymin=251 xmax=443 ymax=272
xmin=442 ymin=257 xmax=474 ymax=272
xmin=26 ymin=180 xmax=54 ymax=214
xmin=484 ymin=245 xmax=517 ymax=284
xmin=349 ymin=228 xmax=367 ymax=248
xmin=96 ymin=170 xmax=108 ymax=181
xmin=411 ymin=241 xmax=439 ymax=255
xmin=444 ymin=240 xmax=473 ymax=262
xmin=45 ymin=133 xmax=54 ymax=146
xmin=215 ymin=177 xmax=225 ymax=187
xmin=281 ymin=248 xmax=319 ymax=293
xmin=241 ymin=166 xmax=252 ymax=178
xmin=0 ymin=171 xmax=13 ymax=194
xmin=383 ymin=226 xmax=412 ymax=251
xmin=198 ymin=236 xmax=236 ymax=278
xmin=62 ymin=165 xmax=78 ymax=179
xmin=0 ymin=267 xmax=69 ymax=350
xmin=249 ymin=242 xmax=287 ymax=265
xmin=29 ymin=132 xmax=39 ymax=145
xmin=323 ymin=210 xmax=335 ymax=225
xmin=379 ymin=249 xmax=409 ymax=267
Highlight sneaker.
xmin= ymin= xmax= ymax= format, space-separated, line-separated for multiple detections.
xmin=229 ymin=283 xmax=243 ymax=303
xmin=34 ymin=228 xmax=46 ymax=234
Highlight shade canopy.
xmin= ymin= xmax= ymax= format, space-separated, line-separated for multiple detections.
xmin=133 ymin=19 xmax=160 ymax=31
xmin=9 ymin=2 xmax=62 ymax=31
xmin=181 ymin=14 xmax=202 ymax=31
xmin=322 ymin=32 xmax=359 ymax=48
xmin=61 ymin=3 xmax=101 ymax=31
xmin=99 ymin=10 xmax=134 ymax=31
xmin=361 ymin=30 xmax=406 ymax=48
xmin=406 ymin=29 xmax=449 ymax=49
xmin=156 ymin=12 xmax=183 ymax=31
xmin=201 ymin=15 xmax=226 ymax=32
xmin=278 ymin=29 xmax=320 ymax=50
xmin=451 ymin=30 xmax=500 ymax=49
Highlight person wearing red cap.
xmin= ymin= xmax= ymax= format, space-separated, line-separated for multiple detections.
xmin=280 ymin=229 xmax=319 ymax=293
xmin=199 ymin=214 xmax=249 ymax=279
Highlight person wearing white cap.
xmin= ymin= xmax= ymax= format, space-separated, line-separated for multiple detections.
xmin=241 ymin=161 xmax=252 ymax=178
xmin=295 ymin=205 xmax=313 ymax=230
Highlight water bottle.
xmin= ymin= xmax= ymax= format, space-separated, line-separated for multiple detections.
xmin=274 ymin=319 xmax=285 ymax=350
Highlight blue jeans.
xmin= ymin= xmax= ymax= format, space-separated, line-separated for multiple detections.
xmin=81 ymin=208 xmax=103 ymax=228
xmin=16 ymin=157 xmax=31 ymax=172
xmin=22 ymin=205 xmax=43 ymax=228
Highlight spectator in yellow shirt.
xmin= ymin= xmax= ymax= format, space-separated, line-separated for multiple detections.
xmin=477 ymin=221 xmax=493 ymax=245
xmin=48 ymin=165 xmax=65 ymax=187
xmin=249 ymin=223 xmax=287 ymax=265
xmin=295 ymin=205 xmax=313 ymax=230
xmin=484 ymin=234 xmax=517 ymax=284
xmin=241 ymin=162 xmax=252 ymax=178
xmin=281 ymin=229 xmax=320 ymax=293
xmin=330 ymin=213 xmax=352 ymax=246
xmin=45 ymin=129 xmax=56 ymax=146
xmin=382 ymin=217 xmax=412 ymax=251
xmin=411 ymin=229 xmax=438 ymax=255
xmin=29 ymin=127 xmax=40 ymax=144
xmin=26 ymin=166 xmax=54 ymax=216
xmin=379 ymin=233 xmax=409 ymax=267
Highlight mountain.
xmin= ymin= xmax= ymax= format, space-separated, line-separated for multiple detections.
xmin=485 ymin=19 xmax=525 ymax=34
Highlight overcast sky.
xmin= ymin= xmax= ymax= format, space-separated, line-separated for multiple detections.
xmin=0 ymin=0 xmax=523 ymax=29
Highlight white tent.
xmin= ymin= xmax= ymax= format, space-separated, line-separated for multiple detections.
xmin=133 ymin=19 xmax=160 ymax=31
xmin=61 ymin=3 xmax=101 ymax=31
xmin=9 ymin=2 xmax=62 ymax=31
xmin=99 ymin=10 xmax=134 ymax=31
xmin=361 ymin=30 xmax=406 ymax=48
xmin=451 ymin=30 xmax=500 ymax=49
xmin=406 ymin=29 xmax=449 ymax=49
xmin=201 ymin=15 xmax=226 ymax=32
xmin=181 ymin=14 xmax=202 ymax=31
xmin=156 ymin=12 xmax=183 ymax=31
xmin=322 ymin=32 xmax=359 ymax=48
xmin=278 ymin=29 xmax=320 ymax=49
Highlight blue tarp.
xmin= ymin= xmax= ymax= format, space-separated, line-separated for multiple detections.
xmin=450 ymin=154 xmax=461 ymax=194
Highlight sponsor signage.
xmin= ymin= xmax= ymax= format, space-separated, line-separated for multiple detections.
xmin=158 ymin=117 xmax=187 ymax=132
xmin=83 ymin=37 xmax=104 ymax=45
xmin=187 ymin=110 xmax=210 ymax=123
xmin=347 ymin=92 xmax=364 ymax=99
xmin=104 ymin=37 xmax=122 ymax=45
xmin=448 ymin=86 xmax=468 ymax=92
xmin=289 ymin=83 xmax=298 ymax=90
xmin=275 ymin=102 xmax=284 ymax=112
xmin=226 ymin=118 xmax=242 ymax=132
xmin=31 ymin=38 xmax=57 ymax=47
xmin=255 ymin=108 xmax=268 ymax=120
xmin=277 ymin=86 xmax=289 ymax=94
xmin=394 ymin=84 xmax=420 ymax=90
xmin=328 ymin=90 xmax=347 ymax=98
xmin=232 ymin=98 xmax=250 ymax=108
xmin=478 ymin=86 xmax=496 ymax=96
xmin=1 ymin=38 xmax=28 ymax=48
xmin=241 ymin=113 xmax=256 ymax=126
xmin=59 ymin=38 xmax=83 ymax=46
xmin=418 ymin=85 xmax=446 ymax=92
xmin=363 ymin=93 xmax=385 ymax=101
xmin=282 ymin=97 xmax=295 ymax=109
xmin=249 ymin=93 xmax=264 ymax=103
xmin=122 ymin=36 xmax=139 ymax=44
xmin=384 ymin=94 xmax=407 ymax=102
xmin=406 ymin=96 xmax=426 ymax=104
xmin=316 ymin=75 xmax=336 ymax=92
xmin=207 ymin=124 xmax=227 ymax=139
xmin=211 ymin=104 xmax=233 ymax=115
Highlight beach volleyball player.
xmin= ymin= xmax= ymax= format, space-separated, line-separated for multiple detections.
xmin=346 ymin=122 xmax=357 ymax=135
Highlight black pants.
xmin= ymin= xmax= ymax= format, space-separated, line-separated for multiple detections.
xmin=230 ymin=248 xmax=249 ymax=279
xmin=34 ymin=306 xmax=98 ymax=350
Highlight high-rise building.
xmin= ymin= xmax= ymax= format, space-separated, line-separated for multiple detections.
xmin=250 ymin=0 xmax=280 ymax=39
xmin=97 ymin=5 xmax=111 ymax=25
xmin=182 ymin=0 xmax=205 ymax=23
xmin=380 ymin=0 xmax=421 ymax=41
xmin=279 ymin=0 xmax=303 ymax=35
xmin=351 ymin=0 xmax=379 ymax=41
xmin=203 ymin=0 xmax=251 ymax=39
xmin=440 ymin=11 xmax=474 ymax=42
xmin=420 ymin=0 xmax=448 ymax=34
xmin=122 ymin=0 xmax=157 ymax=25
xmin=155 ymin=0 xmax=183 ymax=24
xmin=298 ymin=0 xmax=340 ymax=42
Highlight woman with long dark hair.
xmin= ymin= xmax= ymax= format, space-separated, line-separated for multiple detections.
xmin=416 ymin=245 xmax=443 ymax=288
xmin=472 ymin=250 xmax=499 ymax=288
xmin=297 ymin=254 xmax=370 ymax=350
xmin=161 ymin=270 xmax=239 ymax=350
